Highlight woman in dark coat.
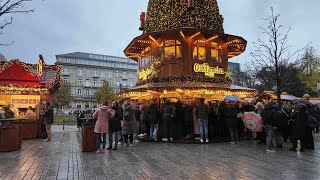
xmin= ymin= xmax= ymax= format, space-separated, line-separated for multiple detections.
xmin=290 ymin=104 xmax=308 ymax=152
xmin=122 ymin=100 xmax=139 ymax=146
xmin=183 ymin=103 xmax=194 ymax=139
xmin=108 ymin=102 xmax=123 ymax=150
xmin=226 ymin=103 xmax=239 ymax=144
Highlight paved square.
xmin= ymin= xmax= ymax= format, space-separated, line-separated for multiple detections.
xmin=0 ymin=125 xmax=319 ymax=180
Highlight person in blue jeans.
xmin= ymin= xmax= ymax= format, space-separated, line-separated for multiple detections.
xmin=195 ymin=98 xmax=210 ymax=143
xmin=261 ymin=102 xmax=276 ymax=152
xmin=148 ymin=100 xmax=160 ymax=141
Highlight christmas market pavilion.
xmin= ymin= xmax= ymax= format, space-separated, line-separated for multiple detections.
xmin=121 ymin=0 xmax=256 ymax=101
xmin=0 ymin=56 xmax=61 ymax=151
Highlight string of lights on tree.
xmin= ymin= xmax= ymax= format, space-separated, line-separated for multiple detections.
xmin=143 ymin=0 xmax=224 ymax=34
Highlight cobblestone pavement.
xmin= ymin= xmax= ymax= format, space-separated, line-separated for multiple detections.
xmin=1 ymin=125 xmax=320 ymax=180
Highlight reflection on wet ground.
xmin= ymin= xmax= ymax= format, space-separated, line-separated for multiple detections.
xmin=0 ymin=125 xmax=319 ymax=179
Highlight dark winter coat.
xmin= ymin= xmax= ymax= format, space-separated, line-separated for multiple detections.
xmin=261 ymin=103 xmax=275 ymax=126
xmin=148 ymin=104 xmax=160 ymax=124
xmin=122 ymin=105 xmax=138 ymax=135
xmin=291 ymin=111 xmax=308 ymax=139
xmin=226 ymin=106 xmax=238 ymax=129
xmin=195 ymin=103 xmax=209 ymax=120
xmin=161 ymin=102 xmax=175 ymax=119
xmin=183 ymin=104 xmax=194 ymax=135
xmin=44 ymin=106 xmax=54 ymax=124
xmin=109 ymin=106 xmax=123 ymax=132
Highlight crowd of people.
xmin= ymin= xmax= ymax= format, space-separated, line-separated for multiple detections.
xmin=90 ymin=97 xmax=320 ymax=154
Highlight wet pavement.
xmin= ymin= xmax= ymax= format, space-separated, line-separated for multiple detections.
xmin=0 ymin=125 xmax=320 ymax=180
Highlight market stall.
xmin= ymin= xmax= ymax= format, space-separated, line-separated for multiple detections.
xmin=0 ymin=56 xmax=61 ymax=145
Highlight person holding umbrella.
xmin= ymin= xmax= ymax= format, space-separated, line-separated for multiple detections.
xmin=226 ymin=102 xmax=239 ymax=144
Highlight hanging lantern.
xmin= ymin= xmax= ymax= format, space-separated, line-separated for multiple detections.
xmin=187 ymin=0 xmax=195 ymax=10
xmin=139 ymin=12 xmax=146 ymax=31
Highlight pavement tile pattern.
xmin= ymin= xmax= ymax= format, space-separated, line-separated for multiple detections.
xmin=0 ymin=125 xmax=320 ymax=180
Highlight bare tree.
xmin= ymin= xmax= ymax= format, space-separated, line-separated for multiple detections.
xmin=0 ymin=0 xmax=34 ymax=45
xmin=250 ymin=7 xmax=309 ymax=107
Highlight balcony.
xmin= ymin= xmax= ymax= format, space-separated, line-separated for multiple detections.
xmin=62 ymin=72 xmax=70 ymax=76
xmin=92 ymin=74 xmax=99 ymax=78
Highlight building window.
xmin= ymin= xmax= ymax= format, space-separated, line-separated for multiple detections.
xmin=116 ymin=82 xmax=120 ymax=87
xmin=77 ymin=89 xmax=82 ymax=96
xmin=93 ymin=90 xmax=97 ymax=96
xmin=210 ymin=43 xmax=220 ymax=63
xmin=108 ymin=72 xmax=113 ymax=78
xmin=85 ymin=104 xmax=89 ymax=108
xmin=63 ymin=77 xmax=68 ymax=83
xmin=164 ymin=40 xmax=182 ymax=60
xmin=122 ymin=81 xmax=127 ymax=86
xmin=122 ymin=72 xmax=127 ymax=79
xmin=78 ymin=69 xmax=82 ymax=76
xmin=129 ymin=81 xmax=133 ymax=87
xmin=129 ymin=73 xmax=133 ymax=79
xmin=101 ymin=71 xmax=105 ymax=77
xmin=93 ymin=80 xmax=97 ymax=87
xmin=77 ymin=79 xmax=82 ymax=85
xmin=63 ymin=68 xmax=69 ymax=75
xmin=86 ymin=79 xmax=90 ymax=86
xmin=85 ymin=89 xmax=90 ymax=96
xmin=77 ymin=104 xmax=82 ymax=108
xmin=116 ymin=72 xmax=119 ymax=78
xmin=109 ymin=81 xmax=113 ymax=86
xmin=93 ymin=70 xmax=98 ymax=77
xmin=86 ymin=69 xmax=90 ymax=77
xmin=193 ymin=40 xmax=206 ymax=61
xmin=101 ymin=80 xmax=104 ymax=85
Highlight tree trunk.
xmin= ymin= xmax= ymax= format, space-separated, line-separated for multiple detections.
xmin=276 ymin=79 xmax=282 ymax=109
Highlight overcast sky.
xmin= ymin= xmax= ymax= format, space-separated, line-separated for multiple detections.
xmin=1 ymin=0 xmax=319 ymax=68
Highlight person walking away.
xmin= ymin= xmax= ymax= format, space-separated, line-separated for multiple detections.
xmin=290 ymin=104 xmax=308 ymax=152
xmin=122 ymin=100 xmax=139 ymax=146
xmin=161 ymin=99 xmax=176 ymax=142
xmin=107 ymin=102 xmax=122 ymax=150
xmin=183 ymin=102 xmax=194 ymax=139
xmin=273 ymin=109 xmax=286 ymax=149
xmin=92 ymin=101 xmax=115 ymax=153
xmin=43 ymin=102 xmax=54 ymax=142
xmin=261 ymin=102 xmax=276 ymax=152
xmin=132 ymin=101 xmax=141 ymax=142
xmin=226 ymin=103 xmax=239 ymax=144
xmin=195 ymin=98 xmax=210 ymax=143
xmin=148 ymin=100 xmax=160 ymax=141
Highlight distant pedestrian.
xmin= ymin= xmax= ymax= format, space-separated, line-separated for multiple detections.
xmin=195 ymin=98 xmax=210 ymax=143
xmin=261 ymin=102 xmax=276 ymax=152
xmin=148 ymin=100 xmax=160 ymax=141
xmin=160 ymin=99 xmax=176 ymax=142
xmin=122 ymin=100 xmax=139 ymax=147
xmin=290 ymin=104 xmax=308 ymax=152
xmin=93 ymin=100 xmax=115 ymax=153
xmin=44 ymin=102 xmax=54 ymax=142
xmin=107 ymin=101 xmax=122 ymax=150
xmin=226 ymin=103 xmax=239 ymax=144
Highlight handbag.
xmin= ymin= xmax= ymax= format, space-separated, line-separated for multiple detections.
xmin=307 ymin=114 xmax=317 ymax=128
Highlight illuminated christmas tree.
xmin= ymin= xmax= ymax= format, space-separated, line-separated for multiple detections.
xmin=144 ymin=0 xmax=224 ymax=33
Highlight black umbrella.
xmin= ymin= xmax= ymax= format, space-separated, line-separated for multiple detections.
xmin=293 ymin=99 xmax=313 ymax=105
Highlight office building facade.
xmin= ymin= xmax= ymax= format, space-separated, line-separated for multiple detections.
xmin=55 ymin=52 xmax=138 ymax=110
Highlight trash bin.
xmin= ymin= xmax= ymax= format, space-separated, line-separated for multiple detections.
xmin=81 ymin=118 xmax=96 ymax=152
xmin=0 ymin=124 xmax=22 ymax=152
